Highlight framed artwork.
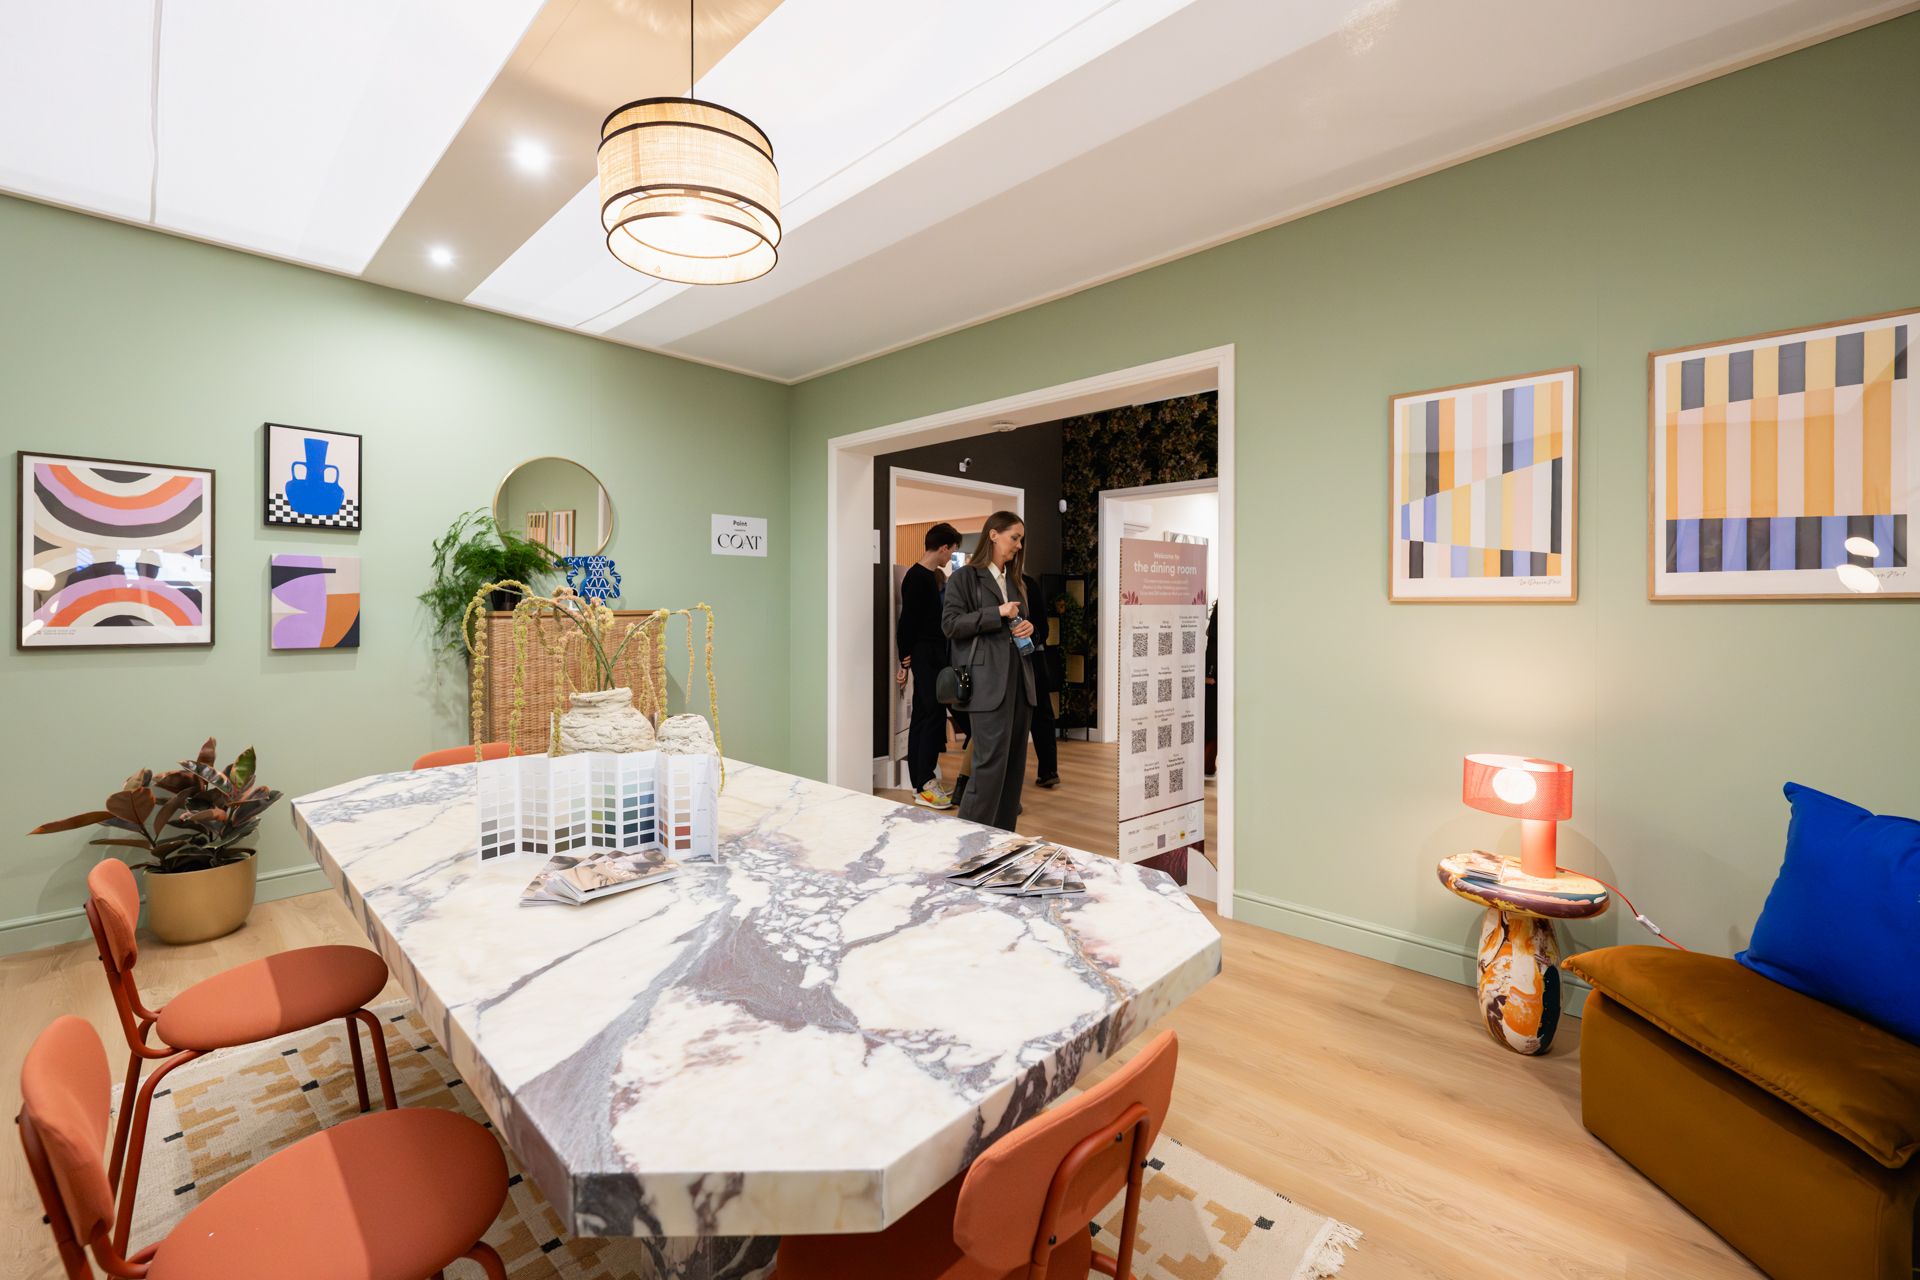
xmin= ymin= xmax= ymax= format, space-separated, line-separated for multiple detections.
xmin=264 ymin=422 xmax=361 ymax=530
xmin=1389 ymin=367 xmax=1578 ymax=602
xmin=550 ymin=508 xmax=576 ymax=558
xmin=1650 ymin=308 xmax=1917 ymax=600
xmin=270 ymin=555 xmax=361 ymax=649
xmin=17 ymin=451 xmax=215 ymax=649
xmin=526 ymin=511 xmax=550 ymax=548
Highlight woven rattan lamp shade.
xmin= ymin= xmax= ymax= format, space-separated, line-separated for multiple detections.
xmin=598 ymin=97 xmax=781 ymax=285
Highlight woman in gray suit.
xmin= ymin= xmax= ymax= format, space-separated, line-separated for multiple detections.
xmin=941 ymin=511 xmax=1037 ymax=830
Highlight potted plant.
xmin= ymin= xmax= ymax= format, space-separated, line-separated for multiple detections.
xmin=32 ymin=738 xmax=282 ymax=944
xmin=419 ymin=509 xmax=557 ymax=656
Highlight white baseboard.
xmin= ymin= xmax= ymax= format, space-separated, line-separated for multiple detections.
xmin=0 ymin=863 xmax=334 ymax=958
xmin=1232 ymin=888 xmax=1591 ymax=1018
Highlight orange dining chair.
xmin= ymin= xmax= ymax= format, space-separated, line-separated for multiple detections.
xmin=776 ymin=1031 xmax=1179 ymax=1280
xmin=83 ymin=859 xmax=396 ymax=1254
xmin=19 ymin=1014 xmax=509 ymax=1280
xmin=412 ymin=742 xmax=515 ymax=771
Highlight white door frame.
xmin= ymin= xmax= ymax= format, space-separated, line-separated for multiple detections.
xmin=884 ymin=469 xmax=1024 ymax=787
xmin=1096 ymin=478 xmax=1220 ymax=744
xmin=825 ymin=345 xmax=1236 ymax=918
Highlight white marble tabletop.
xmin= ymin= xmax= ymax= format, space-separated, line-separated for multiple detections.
xmin=291 ymin=759 xmax=1220 ymax=1258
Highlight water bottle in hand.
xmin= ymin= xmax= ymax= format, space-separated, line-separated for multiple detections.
xmin=1013 ymin=603 xmax=1035 ymax=656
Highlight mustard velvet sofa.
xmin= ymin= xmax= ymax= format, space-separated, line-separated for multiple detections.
xmin=1566 ymin=946 xmax=1920 ymax=1280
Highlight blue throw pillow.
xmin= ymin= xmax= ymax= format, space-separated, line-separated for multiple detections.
xmin=1737 ymin=783 xmax=1920 ymax=1044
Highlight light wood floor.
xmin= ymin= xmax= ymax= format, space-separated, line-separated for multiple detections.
xmin=0 ymin=845 xmax=1758 ymax=1278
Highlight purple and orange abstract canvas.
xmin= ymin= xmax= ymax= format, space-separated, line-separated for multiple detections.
xmin=269 ymin=555 xmax=360 ymax=649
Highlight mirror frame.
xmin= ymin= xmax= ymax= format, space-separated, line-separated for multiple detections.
xmin=493 ymin=455 xmax=614 ymax=556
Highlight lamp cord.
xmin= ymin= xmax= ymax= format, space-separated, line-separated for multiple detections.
xmin=688 ymin=0 xmax=695 ymax=97
xmin=1561 ymin=865 xmax=1691 ymax=951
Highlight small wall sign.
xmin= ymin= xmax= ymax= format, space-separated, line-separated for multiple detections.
xmin=711 ymin=514 xmax=768 ymax=557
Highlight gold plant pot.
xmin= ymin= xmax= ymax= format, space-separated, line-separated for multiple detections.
xmin=143 ymin=853 xmax=258 ymax=945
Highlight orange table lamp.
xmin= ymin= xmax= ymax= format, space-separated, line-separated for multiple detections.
xmin=1462 ymin=754 xmax=1573 ymax=879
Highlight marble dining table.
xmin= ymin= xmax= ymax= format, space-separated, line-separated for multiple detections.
xmin=292 ymin=758 xmax=1221 ymax=1278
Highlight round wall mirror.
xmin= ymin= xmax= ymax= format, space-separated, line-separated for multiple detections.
xmin=494 ymin=457 xmax=613 ymax=557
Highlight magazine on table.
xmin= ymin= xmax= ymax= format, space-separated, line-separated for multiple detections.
xmin=521 ymin=849 xmax=680 ymax=906
xmin=947 ymin=838 xmax=1085 ymax=898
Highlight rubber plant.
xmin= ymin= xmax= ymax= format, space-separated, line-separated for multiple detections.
xmin=30 ymin=738 xmax=282 ymax=873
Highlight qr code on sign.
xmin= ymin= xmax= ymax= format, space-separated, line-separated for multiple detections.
xmin=1144 ymin=775 xmax=1160 ymax=799
xmin=1181 ymin=720 xmax=1195 ymax=745
xmin=1182 ymin=629 xmax=1197 ymax=654
xmin=1130 ymin=728 xmax=1148 ymax=754
xmin=1181 ymin=676 xmax=1196 ymax=699
xmin=1157 ymin=678 xmax=1172 ymax=703
xmin=1132 ymin=633 xmax=1149 ymax=658
xmin=1157 ymin=724 xmax=1172 ymax=750
xmin=1157 ymin=631 xmax=1173 ymax=656
xmin=1169 ymin=766 xmax=1185 ymax=792
xmin=1131 ymin=681 xmax=1148 ymax=707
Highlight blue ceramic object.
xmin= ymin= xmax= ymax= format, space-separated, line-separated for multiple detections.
xmin=565 ymin=555 xmax=622 ymax=604
xmin=285 ymin=437 xmax=346 ymax=516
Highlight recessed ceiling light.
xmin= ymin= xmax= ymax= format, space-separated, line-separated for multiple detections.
xmin=510 ymin=137 xmax=551 ymax=176
xmin=992 ymin=421 xmax=1018 ymax=432
xmin=427 ymin=244 xmax=456 ymax=268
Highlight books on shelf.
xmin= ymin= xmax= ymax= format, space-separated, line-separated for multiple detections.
xmin=521 ymin=849 xmax=680 ymax=906
xmin=946 ymin=838 xmax=1085 ymax=898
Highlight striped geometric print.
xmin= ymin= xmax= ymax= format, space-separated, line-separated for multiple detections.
xmin=1391 ymin=368 xmax=1577 ymax=601
xmin=1651 ymin=311 xmax=1918 ymax=597
xmin=20 ymin=454 xmax=214 ymax=647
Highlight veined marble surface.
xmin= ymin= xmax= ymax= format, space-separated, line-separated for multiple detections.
xmin=292 ymin=760 xmax=1221 ymax=1252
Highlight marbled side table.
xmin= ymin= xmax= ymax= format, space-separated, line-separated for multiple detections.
xmin=1437 ymin=849 xmax=1609 ymax=1056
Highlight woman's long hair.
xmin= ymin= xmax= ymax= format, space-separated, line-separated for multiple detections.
xmin=969 ymin=510 xmax=1026 ymax=606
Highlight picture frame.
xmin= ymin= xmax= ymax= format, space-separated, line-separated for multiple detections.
xmin=17 ymin=450 xmax=216 ymax=650
xmin=526 ymin=511 xmax=550 ymax=549
xmin=1648 ymin=307 xmax=1916 ymax=600
xmin=264 ymin=422 xmax=362 ymax=531
xmin=550 ymin=508 xmax=576 ymax=558
xmin=269 ymin=554 xmax=361 ymax=649
xmin=1389 ymin=367 xmax=1579 ymax=603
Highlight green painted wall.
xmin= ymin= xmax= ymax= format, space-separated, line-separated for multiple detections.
xmin=0 ymin=195 xmax=790 ymax=951
xmin=787 ymin=18 xmax=1920 ymax=985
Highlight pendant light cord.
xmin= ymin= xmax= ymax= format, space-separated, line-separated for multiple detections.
xmin=688 ymin=0 xmax=695 ymax=97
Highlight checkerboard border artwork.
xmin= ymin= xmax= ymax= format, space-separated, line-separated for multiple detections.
xmin=262 ymin=422 xmax=364 ymax=531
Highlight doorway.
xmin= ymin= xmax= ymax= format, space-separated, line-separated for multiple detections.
xmin=881 ymin=468 xmax=1023 ymax=789
xmin=824 ymin=346 xmax=1236 ymax=918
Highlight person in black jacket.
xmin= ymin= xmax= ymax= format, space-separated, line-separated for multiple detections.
xmin=941 ymin=512 xmax=1037 ymax=831
xmin=897 ymin=523 xmax=962 ymax=807
xmin=1024 ymin=573 xmax=1062 ymax=789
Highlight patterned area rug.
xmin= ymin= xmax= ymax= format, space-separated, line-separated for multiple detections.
xmin=113 ymin=1003 xmax=1357 ymax=1280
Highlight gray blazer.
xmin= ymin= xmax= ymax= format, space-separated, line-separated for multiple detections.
xmin=941 ymin=564 xmax=1037 ymax=713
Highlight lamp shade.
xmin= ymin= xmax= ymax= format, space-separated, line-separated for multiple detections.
xmin=1462 ymin=754 xmax=1572 ymax=821
xmin=598 ymin=97 xmax=781 ymax=285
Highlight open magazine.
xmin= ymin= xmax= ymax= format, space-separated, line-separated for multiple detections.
xmin=521 ymin=849 xmax=680 ymax=906
xmin=946 ymin=837 xmax=1085 ymax=898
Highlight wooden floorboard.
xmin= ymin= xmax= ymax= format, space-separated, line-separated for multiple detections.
xmin=2 ymin=754 xmax=1758 ymax=1278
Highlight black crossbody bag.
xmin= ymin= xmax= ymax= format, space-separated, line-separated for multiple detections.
xmin=935 ymin=634 xmax=981 ymax=707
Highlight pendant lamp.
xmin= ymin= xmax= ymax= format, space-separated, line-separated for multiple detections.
xmin=597 ymin=0 xmax=781 ymax=284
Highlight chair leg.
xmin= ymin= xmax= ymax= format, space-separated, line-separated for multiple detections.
xmin=345 ymin=1015 xmax=371 ymax=1113
xmin=353 ymin=1008 xmax=399 ymax=1110
xmin=107 ymin=1048 xmax=143 ymax=1192
xmin=114 ymin=1048 xmax=199 ymax=1256
xmin=462 ymin=1241 xmax=508 ymax=1279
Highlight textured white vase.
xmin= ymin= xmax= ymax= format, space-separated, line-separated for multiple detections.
xmin=558 ymin=688 xmax=656 ymax=754
xmin=655 ymin=713 xmax=718 ymax=756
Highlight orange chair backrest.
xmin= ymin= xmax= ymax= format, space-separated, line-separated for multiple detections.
xmin=953 ymin=1031 xmax=1178 ymax=1274
xmin=86 ymin=859 xmax=141 ymax=973
xmin=412 ymin=742 xmax=515 ymax=771
xmin=20 ymin=1016 xmax=117 ymax=1256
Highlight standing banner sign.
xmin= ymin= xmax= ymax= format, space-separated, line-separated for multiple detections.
xmin=1116 ymin=538 xmax=1208 ymax=884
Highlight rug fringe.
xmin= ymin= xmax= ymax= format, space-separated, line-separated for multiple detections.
xmin=1299 ymin=1220 xmax=1363 ymax=1278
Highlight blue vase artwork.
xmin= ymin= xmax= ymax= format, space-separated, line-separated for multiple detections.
xmin=265 ymin=423 xmax=362 ymax=530
xmin=286 ymin=437 xmax=345 ymax=516
xmin=565 ymin=556 xmax=622 ymax=604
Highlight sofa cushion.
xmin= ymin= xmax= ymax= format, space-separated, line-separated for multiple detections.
xmin=1736 ymin=782 xmax=1920 ymax=1044
xmin=1564 ymin=945 xmax=1920 ymax=1169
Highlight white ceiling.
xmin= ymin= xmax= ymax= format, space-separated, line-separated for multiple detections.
xmin=1 ymin=0 xmax=1908 ymax=383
